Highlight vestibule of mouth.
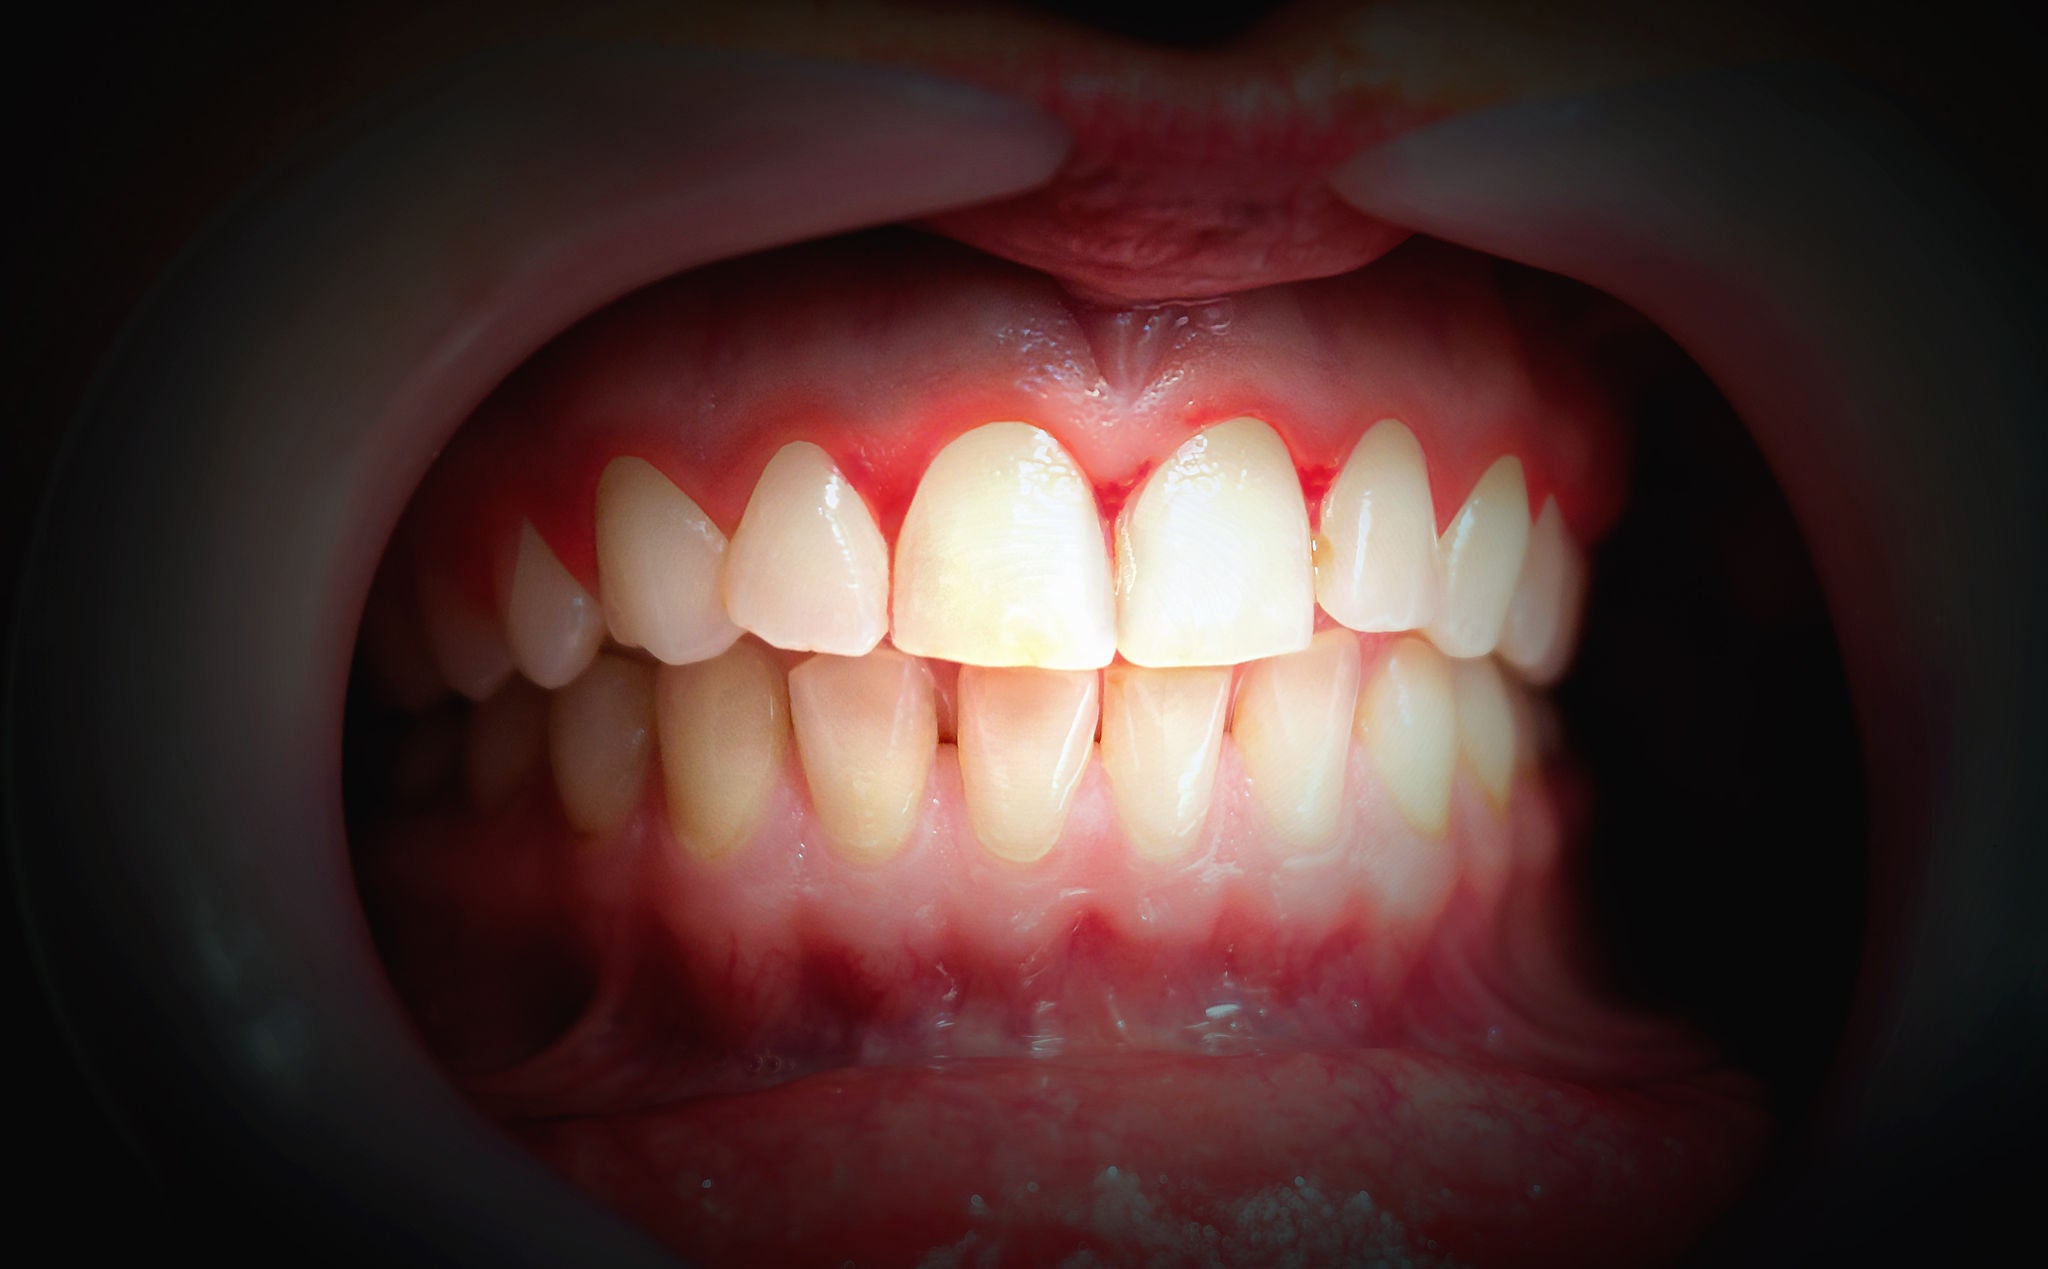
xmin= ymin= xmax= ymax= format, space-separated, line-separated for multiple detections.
xmin=341 ymin=227 xmax=1856 ymax=1267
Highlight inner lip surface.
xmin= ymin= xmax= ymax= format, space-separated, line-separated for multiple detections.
xmin=8 ymin=24 xmax=2031 ymax=1269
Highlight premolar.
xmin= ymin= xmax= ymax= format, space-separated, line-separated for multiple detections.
xmin=547 ymin=652 xmax=655 ymax=837
xmin=892 ymin=422 xmax=1116 ymax=670
xmin=1115 ymin=416 xmax=1314 ymax=667
xmin=788 ymin=649 xmax=936 ymax=863
xmin=1356 ymin=635 xmax=1457 ymax=837
xmin=1231 ymin=628 xmax=1362 ymax=855
xmin=655 ymin=640 xmax=790 ymax=860
xmin=1426 ymin=456 xmax=1532 ymax=658
xmin=1099 ymin=663 xmax=1232 ymax=861
xmin=1497 ymin=496 xmax=1586 ymax=685
xmin=722 ymin=442 xmax=890 ymax=656
xmin=505 ymin=521 xmax=604 ymax=689
xmin=594 ymin=457 xmax=742 ymax=666
xmin=957 ymin=666 xmax=1099 ymax=863
xmin=1315 ymin=419 xmax=1442 ymax=633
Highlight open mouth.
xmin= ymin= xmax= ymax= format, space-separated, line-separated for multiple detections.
xmin=27 ymin=3 xmax=2040 ymax=1267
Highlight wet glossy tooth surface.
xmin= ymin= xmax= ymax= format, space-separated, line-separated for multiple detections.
xmin=1356 ymin=635 xmax=1457 ymax=837
xmin=1115 ymin=417 xmax=1314 ymax=667
xmin=723 ymin=442 xmax=890 ymax=656
xmin=417 ymin=571 xmax=513 ymax=702
xmin=892 ymin=422 xmax=1115 ymax=670
xmin=957 ymin=666 xmax=1099 ymax=863
xmin=1315 ymin=418 xmax=1441 ymax=632
xmin=655 ymin=640 xmax=790 ymax=861
xmin=1231 ymin=628 xmax=1362 ymax=855
xmin=1497 ymin=496 xmax=1587 ymax=685
xmin=1100 ymin=664 xmax=1232 ymax=861
xmin=1426 ymin=455 xmax=1531 ymax=658
xmin=548 ymin=653 xmax=655 ymax=837
xmin=1452 ymin=656 xmax=1517 ymax=807
xmin=505 ymin=521 xmax=604 ymax=689
xmin=789 ymin=649 xmax=936 ymax=863
xmin=595 ymin=456 xmax=742 ymax=665
xmin=464 ymin=677 xmax=548 ymax=810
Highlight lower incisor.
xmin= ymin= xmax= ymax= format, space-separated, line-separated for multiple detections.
xmin=655 ymin=640 xmax=791 ymax=860
xmin=788 ymin=649 xmax=937 ymax=863
xmin=957 ymin=665 xmax=1100 ymax=863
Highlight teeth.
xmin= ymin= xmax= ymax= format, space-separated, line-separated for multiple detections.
xmin=1314 ymin=419 xmax=1442 ymax=632
xmin=1115 ymin=417 xmax=1314 ymax=666
xmin=788 ymin=649 xmax=936 ymax=863
xmin=1497 ymin=496 xmax=1587 ymax=685
xmin=1451 ymin=656 xmax=1517 ymax=806
xmin=595 ymin=456 xmax=742 ymax=665
xmin=1231 ymin=628 xmax=1362 ymax=855
xmin=1425 ymin=456 xmax=1531 ymax=658
xmin=505 ymin=521 xmax=605 ymax=689
xmin=465 ymin=677 xmax=549 ymax=810
xmin=723 ymin=442 xmax=890 ymax=656
xmin=655 ymin=640 xmax=790 ymax=860
xmin=547 ymin=653 xmax=655 ymax=837
xmin=417 ymin=568 xmax=513 ymax=702
xmin=1355 ymin=636 xmax=1457 ymax=836
xmin=1100 ymin=664 xmax=1232 ymax=860
xmin=892 ymin=422 xmax=1115 ymax=669
xmin=956 ymin=666 xmax=1099 ymax=863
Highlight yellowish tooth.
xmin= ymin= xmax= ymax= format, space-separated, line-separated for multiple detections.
xmin=892 ymin=423 xmax=1115 ymax=669
xmin=464 ymin=677 xmax=548 ymax=810
xmin=1425 ymin=456 xmax=1531 ymax=658
xmin=547 ymin=653 xmax=655 ymax=837
xmin=1100 ymin=664 xmax=1232 ymax=860
xmin=1315 ymin=419 xmax=1442 ymax=632
xmin=957 ymin=666 xmax=1099 ymax=863
xmin=1355 ymin=636 xmax=1457 ymax=836
xmin=1115 ymin=417 xmax=1314 ymax=666
xmin=505 ymin=521 xmax=605 ymax=689
xmin=655 ymin=640 xmax=789 ymax=860
xmin=1452 ymin=657 xmax=1517 ymax=807
xmin=1497 ymin=496 xmax=1587 ymax=685
xmin=595 ymin=456 xmax=742 ymax=665
xmin=788 ymin=650 xmax=936 ymax=863
xmin=723 ymin=442 xmax=890 ymax=656
xmin=1231 ymin=628 xmax=1361 ymax=855
xmin=417 ymin=569 xmax=513 ymax=702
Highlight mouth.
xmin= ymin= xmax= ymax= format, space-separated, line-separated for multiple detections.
xmin=18 ymin=4 xmax=2029 ymax=1268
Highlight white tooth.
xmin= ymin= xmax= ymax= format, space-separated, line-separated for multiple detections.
xmin=595 ymin=456 xmax=742 ymax=665
xmin=1115 ymin=417 xmax=1314 ymax=667
xmin=548 ymin=653 xmax=655 ymax=837
xmin=892 ymin=422 xmax=1115 ymax=669
xmin=957 ymin=666 xmax=1099 ymax=863
xmin=505 ymin=521 xmax=605 ymax=689
xmin=1315 ymin=418 xmax=1442 ymax=633
xmin=1425 ymin=456 xmax=1531 ymax=658
xmin=1452 ymin=657 xmax=1517 ymax=807
xmin=1355 ymin=636 xmax=1457 ymax=837
xmin=655 ymin=640 xmax=790 ymax=860
xmin=789 ymin=649 xmax=936 ymax=863
xmin=1231 ymin=628 xmax=1361 ymax=855
xmin=465 ymin=677 xmax=549 ymax=810
xmin=1497 ymin=496 xmax=1587 ymax=685
xmin=417 ymin=567 xmax=513 ymax=702
xmin=723 ymin=442 xmax=890 ymax=656
xmin=1100 ymin=664 xmax=1232 ymax=860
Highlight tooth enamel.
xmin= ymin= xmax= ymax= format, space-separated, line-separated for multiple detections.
xmin=1497 ymin=496 xmax=1587 ymax=685
xmin=1115 ymin=417 xmax=1314 ymax=666
xmin=417 ymin=570 xmax=513 ymax=702
xmin=1452 ymin=656 xmax=1517 ymax=806
xmin=1100 ymin=664 xmax=1232 ymax=860
xmin=1355 ymin=636 xmax=1457 ymax=836
xmin=595 ymin=456 xmax=743 ymax=665
xmin=464 ymin=677 xmax=548 ymax=810
xmin=1314 ymin=418 xmax=1442 ymax=632
xmin=722 ymin=442 xmax=891 ymax=656
xmin=957 ymin=666 xmax=1099 ymax=863
xmin=892 ymin=422 xmax=1115 ymax=669
xmin=1425 ymin=456 xmax=1531 ymax=658
xmin=505 ymin=521 xmax=605 ymax=689
xmin=547 ymin=653 xmax=655 ymax=837
xmin=1231 ymin=628 xmax=1361 ymax=854
xmin=788 ymin=649 xmax=936 ymax=863
xmin=655 ymin=640 xmax=790 ymax=860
